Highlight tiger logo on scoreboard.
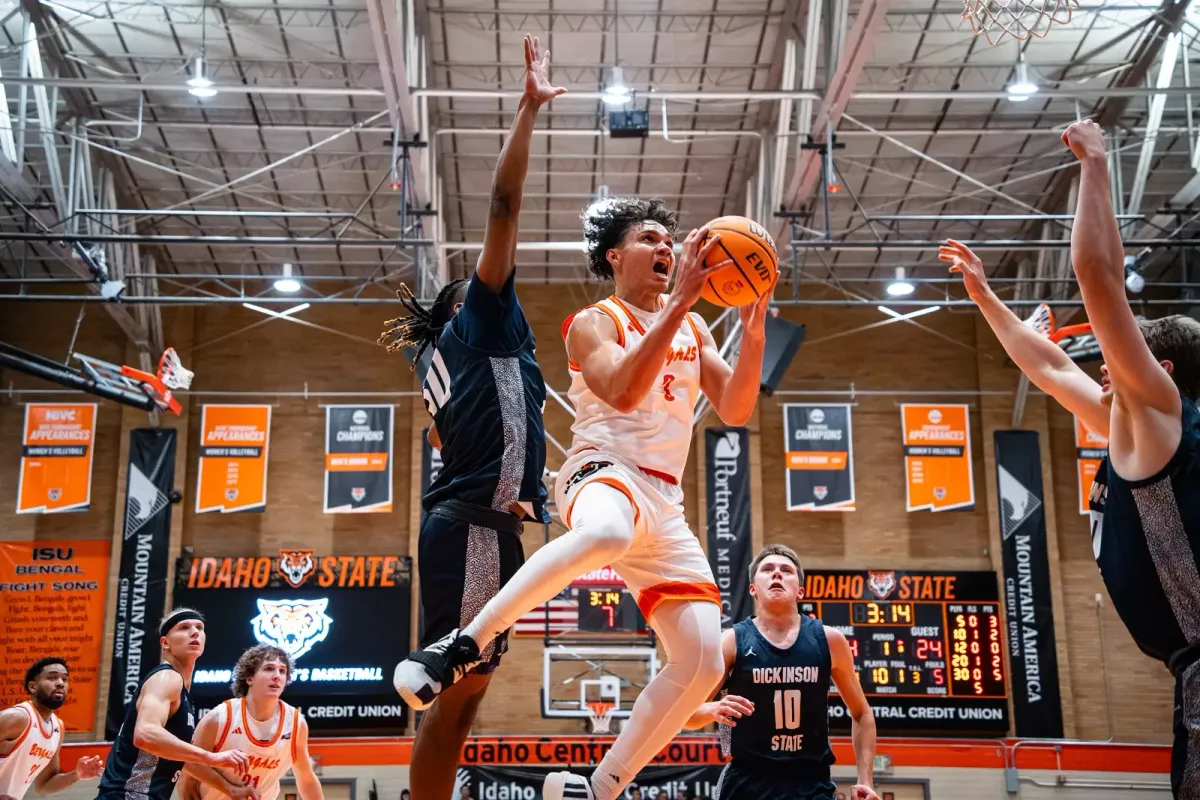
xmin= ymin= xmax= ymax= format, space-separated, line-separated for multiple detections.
xmin=251 ymin=598 xmax=331 ymax=660
xmin=867 ymin=570 xmax=896 ymax=600
xmin=277 ymin=549 xmax=316 ymax=588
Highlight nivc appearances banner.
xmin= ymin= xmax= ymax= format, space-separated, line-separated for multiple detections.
xmin=17 ymin=403 xmax=97 ymax=514
xmin=196 ymin=405 xmax=271 ymax=513
xmin=106 ymin=428 xmax=176 ymax=738
xmin=176 ymin=551 xmax=412 ymax=733
xmin=0 ymin=540 xmax=109 ymax=732
xmin=324 ymin=405 xmax=394 ymax=513
xmin=705 ymin=429 xmax=752 ymax=629
xmin=901 ymin=404 xmax=974 ymax=512
xmin=783 ymin=404 xmax=855 ymax=511
xmin=1074 ymin=416 xmax=1108 ymax=515
xmin=994 ymin=430 xmax=1064 ymax=738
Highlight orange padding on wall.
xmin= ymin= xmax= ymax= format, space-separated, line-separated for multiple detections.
xmin=58 ymin=735 xmax=1171 ymax=773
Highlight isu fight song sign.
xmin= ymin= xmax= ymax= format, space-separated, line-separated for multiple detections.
xmin=782 ymin=404 xmax=855 ymax=511
xmin=16 ymin=403 xmax=97 ymax=514
xmin=1074 ymin=416 xmax=1108 ymax=515
xmin=195 ymin=405 xmax=271 ymax=513
xmin=175 ymin=550 xmax=412 ymax=733
xmin=901 ymin=403 xmax=975 ymax=512
xmin=324 ymin=405 xmax=394 ymax=513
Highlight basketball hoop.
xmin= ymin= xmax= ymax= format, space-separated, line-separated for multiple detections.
xmin=89 ymin=347 xmax=193 ymax=415
xmin=586 ymin=702 xmax=615 ymax=734
xmin=1023 ymin=302 xmax=1099 ymax=362
xmin=962 ymin=0 xmax=1078 ymax=45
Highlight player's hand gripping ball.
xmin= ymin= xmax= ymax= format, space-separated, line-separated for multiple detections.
xmin=697 ymin=216 xmax=779 ymax=308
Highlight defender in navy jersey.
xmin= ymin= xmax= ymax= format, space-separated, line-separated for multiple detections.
xmin=949 ymin=119 xmax=1200 ymax=798
xmin=384 ymin=34 xmax=565 ymax=800
xmin=686 ymin=546 xmax=878 ymax=800
xmin=96 ymin=609 xmax=251 ymax=800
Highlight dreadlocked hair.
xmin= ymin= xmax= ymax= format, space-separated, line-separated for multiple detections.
xmin=581 ymin=196 xmax=678 ymax=279
xmin=379 ymin=279 xmax=470 ymax=370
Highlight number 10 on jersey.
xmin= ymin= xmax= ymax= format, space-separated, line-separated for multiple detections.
xmin=773 ymin=689 xmax=802 ymax=730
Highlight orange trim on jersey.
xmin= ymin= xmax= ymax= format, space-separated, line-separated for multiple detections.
xmin=638 ymin=465 xmax=679 ymax=486
xmin=214 ymin=700 xmax=235 ymax=751
xmin=290 ymin=706 xmax=300 ymax=762
xmin=564 ymin=476 xmax=641 ymax=529
xmin=242 ymin=699 xmax=286 ymax=748
xmin=608 ymin=296 xmax=647 ymax=336
xmin=683 ymin=313 xmax=703 ymax=346
xmin=564 ymin=305 xmax=626 ymax=350
xmin=5 ymin=705 xmax=34 ymax=754
xmin=30 ymin=706 xmax=53 ymax=740
xmin=636 ymin=581 xmax=722 ymax=621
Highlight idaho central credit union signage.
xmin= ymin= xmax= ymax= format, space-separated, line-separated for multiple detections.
xmin=174 ymin=551 xmax=413 ymax=732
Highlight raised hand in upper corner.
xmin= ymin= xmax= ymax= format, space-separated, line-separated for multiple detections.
xmin=522 ymin=34 xmax=567 ymax=107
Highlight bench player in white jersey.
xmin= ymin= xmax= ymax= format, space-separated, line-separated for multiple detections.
xmin=395 ymin=196 xmax=774 ymax=800
xmin=181 ymin=646 xmax=322 ymax=800
xmin=0 ymin=658 xmax=103 ymax=800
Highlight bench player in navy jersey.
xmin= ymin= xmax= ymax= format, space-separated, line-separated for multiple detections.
xmin=96 ymin=609 xmax=253 ymax=800
xmin=684 ymin=546 xmax=879 ymax=800
xmin=946 ymin=119 xmax=1200 ymax=798
xmin=381 ymin=34 xmax=565 ymax=800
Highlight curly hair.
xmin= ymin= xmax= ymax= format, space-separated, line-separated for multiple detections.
xmin=230 ymin=645 xmax=294 ymax=698
xmin=379 ymin=279 xmax=470 ymax=369
xmin=581 ymin=196 xmax=678 ymax=279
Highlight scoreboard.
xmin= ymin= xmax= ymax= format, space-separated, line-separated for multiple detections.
xmin=803 ymin=569 xmax=1010 ymax=736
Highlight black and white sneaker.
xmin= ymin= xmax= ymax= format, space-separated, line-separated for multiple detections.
xmin=543 ymin=772 xmax=593 ymax=799
xmin=392 ymin=628 xmax=481 ymax=710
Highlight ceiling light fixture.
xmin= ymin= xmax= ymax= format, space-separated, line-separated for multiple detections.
xmin=273 ymin=262 xmax=302 ymax=293
xmin=1007 ymin=54 xmax=1038 ymax=101
xmin=187 ymin=55 xmax=217 ymax=98
xmin=885 ymin=266 xmax=915 ymax=297
xmin=602 ymin=65 xmax=632 ymax=106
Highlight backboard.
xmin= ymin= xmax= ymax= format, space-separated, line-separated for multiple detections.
xmin=541 ymin=645 xmax=659 ymax=725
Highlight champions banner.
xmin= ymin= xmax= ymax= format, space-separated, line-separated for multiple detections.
xmin=705 ymin=428 xmax=753 ymax=628
xmin=902 ymin=403 xmax=974 ymax=512
xmin=106 ymin=428 xmax=176 ymax=738
xmin=17 ymin=403 xmax=97 ymax=514
xmin=324 ymin=405 xmax=394 ymax=513
xmin=783 ymin=404 xmax=855 ymax=510
xmin=994 ymin=430 xmax=1064 ymax=738
xmin=0 ymin=540 xmax=109 ymax=732
xmin=1075 ymin=416 xmax=1108 ymax=515
xmin=196 ymin=404 xmax=271 ymax=513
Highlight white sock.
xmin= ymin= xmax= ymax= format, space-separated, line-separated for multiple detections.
xmin=589 ymin=601 xmax=725 ymax=800
xmin=462 ymin=482 xmax=636 ymax=650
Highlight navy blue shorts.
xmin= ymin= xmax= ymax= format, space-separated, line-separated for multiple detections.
xmin=417 ymin=510 xmax=525 ymax=674
xmin=716 ymin=762 xmax=836 ymax=800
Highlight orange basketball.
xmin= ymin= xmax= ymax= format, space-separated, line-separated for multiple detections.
xmin=698 ymin=215 xmax=779 ymax=307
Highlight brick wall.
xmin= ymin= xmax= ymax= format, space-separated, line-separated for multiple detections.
xmin=0 ymin=281 xmax=1175 ymax=742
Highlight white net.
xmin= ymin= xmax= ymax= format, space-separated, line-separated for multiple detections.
xmin=159 ymin=347 xmax=194 ymax=390
xmin=1023 ymin=302 xmax=1055 ymax=339
xmin=586 ymin=702 xmax=615 ymax=734
xmin=962 ymin=0 xmax=1078 ymax=45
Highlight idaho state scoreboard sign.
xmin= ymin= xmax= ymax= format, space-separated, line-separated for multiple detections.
xmin=803 ymin=569 xmax=1009 ymax=736
xmin=173 ymin=551 xmax=412 ymax=733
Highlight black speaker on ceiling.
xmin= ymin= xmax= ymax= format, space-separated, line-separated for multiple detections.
xmin=609 ymin=108 xmax=650 ymax=138
xmin=759 ymin=313 xmax=806 ymax=396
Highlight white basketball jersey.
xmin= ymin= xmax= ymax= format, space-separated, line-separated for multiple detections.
xmin=200 ymin=699 xmax=300 ymax=800
xmin=564 ymin=294 xmax=704 ymax=482
xmin=0 ymin=703 xmax=62 ymax=800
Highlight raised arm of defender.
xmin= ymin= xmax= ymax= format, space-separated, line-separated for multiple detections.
xmin=474 ymin=35 xmax=565 ymax=292
xmin=941 ymin=239 xmax=1110 ymax=437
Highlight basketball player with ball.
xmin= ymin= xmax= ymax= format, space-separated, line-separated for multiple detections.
xmin=394 ymin=200 xmax=777 ymax=800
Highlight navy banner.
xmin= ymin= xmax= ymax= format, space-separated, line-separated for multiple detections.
xmin=705 ymin=428 xmax=753 ymax=628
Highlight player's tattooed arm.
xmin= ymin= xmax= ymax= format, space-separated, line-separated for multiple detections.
xmin=291 ymin=716 xmax=324 ymax=800
xmin=828 ymin=629 xmax=878 ymax=799
xmin=683 ymin=630 xmax=744 ymax=729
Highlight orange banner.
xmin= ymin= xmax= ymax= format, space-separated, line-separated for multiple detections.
xmin=0 ymin=540 xmax=110 ymax=733
xmin=1074 ymin=416 xmax=1108 ymax=515
xmin=196 ymin=405 xmax=271 ymax=513
xmin=901 ymin=404 xmax=974 ymax=512
xmin=17 ymin=403 xmax=98 ymax=514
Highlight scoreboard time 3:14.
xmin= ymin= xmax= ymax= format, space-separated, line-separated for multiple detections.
xmin=801 ymin=570 xmax=1010 ymax=736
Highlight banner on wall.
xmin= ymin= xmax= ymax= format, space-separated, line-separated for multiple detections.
xmin=324 ymin=405 xmax=394 ymax=513
xmin=0 ymin=540 xmax=109 ymax=732
xmin=16 ymin=403 xmax=98 ymax=514
xmin=1074 ymin=416 xmax=1108 ymax=516
xmin=901 ymin=403 xmax=974 ymax=512
xmin=106 ymin=428 xmax=176 ymax=738
xmin=783 ymin=404 xmax=855 ymax=511
xmin=994 ymin=430 xmax=1064 ymax=738
xmin=196 ymin=404 xmax=270 ymax=513
xmin=705 ymin=428 xmax=753 ymax=628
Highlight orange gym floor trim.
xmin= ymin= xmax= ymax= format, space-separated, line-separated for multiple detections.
xmin=58 ymin=736 xmax=1170 ymax=773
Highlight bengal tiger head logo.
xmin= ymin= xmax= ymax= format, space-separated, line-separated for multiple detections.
xmin=867 ymin=570 xmax=896 ymax=600
xmin=251 ymin=598 xmax=331 ymax=660
xmin=277 ymin=549 xmax=316 ymax=588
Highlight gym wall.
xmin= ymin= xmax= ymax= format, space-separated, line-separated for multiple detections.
xmin=0 ymin=282 xmax=1174 ymax=744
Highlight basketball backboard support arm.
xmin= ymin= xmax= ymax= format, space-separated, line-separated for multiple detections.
xmin=1 ymin=341 xmax=158 ymax=411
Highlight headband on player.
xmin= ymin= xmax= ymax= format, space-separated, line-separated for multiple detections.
xmin=159 ymin=609 xmax=205 ymax=638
